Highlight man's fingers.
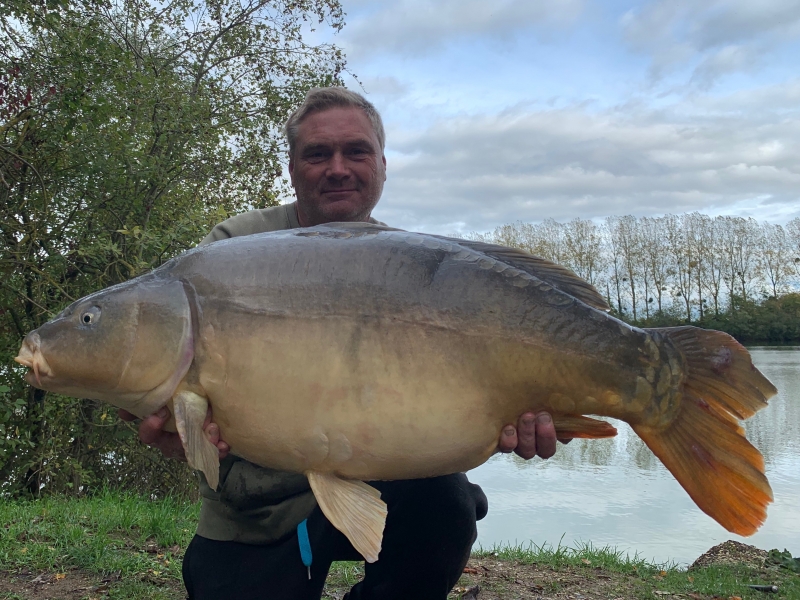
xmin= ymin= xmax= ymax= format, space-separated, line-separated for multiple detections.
xmin=205 ymin=422 xmax=231 ymax=457
xmin=117 ymin=408 xmax=137 ymax=422
xmin=138 ymin=407 xmax=169 ymax=445
xmin=514 ymin=412 xmax=538 ymax=460
xmin=216 ymin=440 xmax=230 ymax=460
xmin=204 ymin=423 xmax=230 ymax=458
xmin=532 ymin=412 xmax=557 ymax=459
xmin=137 ymin=407 xmax=187 ymax=461
xmin=203 ymin=412 xmax=229 ymax=459
xmin=206 ymin=423 xmax=220 ymax=445
xmin=498 ymin=426 xmax=517 ymax=453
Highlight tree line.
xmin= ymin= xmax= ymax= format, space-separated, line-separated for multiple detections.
xmin=469 ymin=214 xmax=800 ymax=341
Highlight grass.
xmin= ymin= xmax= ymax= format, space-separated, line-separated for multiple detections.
xmin=474 ymin=537 xmax=662 ymax=570
xmin=470 ymin=540 xmax=800 ymax=600
xmin=1 ymin=490 xmax=195 ymax=573
xmin=0 ymin=490 xmax=196 ymax=598
xmin=0 ymin=492 xmax=798 ymax=599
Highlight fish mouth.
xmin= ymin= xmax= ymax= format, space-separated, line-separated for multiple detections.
xmin=14 ymin=332 xmax=53 ymax=387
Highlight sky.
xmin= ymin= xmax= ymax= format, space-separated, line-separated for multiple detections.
xmin=306 ymin=0 xmax=800 ymax=235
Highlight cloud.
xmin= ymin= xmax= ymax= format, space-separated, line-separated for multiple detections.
xmin=695 ymin=78 xmax=800 ymax=112
xmin=620 ymin=0 xmax=800 ymax=86
xmin=373 ymin=85 xmax=800 ymax=233
xmin=689 ymin=44 xmax=764 ymax=89
xmin=342 ymin=0 xmax=584 ymax=58
xmin=358 ymin=75 xmax=411 ymax=101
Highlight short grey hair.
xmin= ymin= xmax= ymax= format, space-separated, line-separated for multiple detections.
xmin=285 ymin=87 xmax=386 ymax=158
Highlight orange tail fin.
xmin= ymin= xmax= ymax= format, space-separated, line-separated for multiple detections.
xmin=553 ymin=415 xmax=617 ymax=439
xmin=633 ymin=326 xmax=777 ymax=536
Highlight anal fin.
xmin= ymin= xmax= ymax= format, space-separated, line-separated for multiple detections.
xmin=306 ymin=471 xmax=387 ymax=563
xmin=173 ymin=391 xmax=220 ymax=490
xmin=552 ymin=414 xmax=618 ymax=438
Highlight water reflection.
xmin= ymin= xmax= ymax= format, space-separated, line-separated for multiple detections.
xmin=469 ymin=347 xmax=800 ymax=566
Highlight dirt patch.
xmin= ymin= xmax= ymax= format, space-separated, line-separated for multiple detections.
xmin=0 ymin=569 xmax=112 ymax=600
xmin=690 ymin=541 xmax=768 ymax=571
xmin=0 ymin=569 xmax=184 ymax=600
xmin=448 ymin=557 xmax=645 ymax=600
xmin=319 ymin=556 xmax=650 ymax=599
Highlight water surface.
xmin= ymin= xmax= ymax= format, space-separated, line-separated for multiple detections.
xmin=468 ymin=346 xmax=800 ymax=566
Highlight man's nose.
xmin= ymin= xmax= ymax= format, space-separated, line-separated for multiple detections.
xmin=326 ymin=152 xmax=349 ymax=179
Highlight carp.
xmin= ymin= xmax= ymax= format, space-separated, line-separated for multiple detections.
xmin=15 ymin=223 xmax=776 ymax=562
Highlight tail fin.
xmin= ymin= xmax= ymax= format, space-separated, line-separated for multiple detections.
xmin=633 ymin=326 xmax=777 ymax=536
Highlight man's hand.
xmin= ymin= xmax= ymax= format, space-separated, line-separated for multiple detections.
xmin=498 ymin=411 xmax=572 ymax=459
xmin=118 ymin=407 xmax=230 ymax=461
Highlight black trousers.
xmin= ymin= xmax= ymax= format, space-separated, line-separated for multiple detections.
xmin=182 ymin=473 xmax=488 ymax=600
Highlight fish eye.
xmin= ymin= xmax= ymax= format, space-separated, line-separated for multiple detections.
xmin=79 ymin=306 xmax=101 ymax=326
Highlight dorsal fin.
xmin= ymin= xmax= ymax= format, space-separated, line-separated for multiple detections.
xmin=292 ymin=224 xmax=610 ymax=311
xmin=433 ymin=235 xmax=610 ymax=311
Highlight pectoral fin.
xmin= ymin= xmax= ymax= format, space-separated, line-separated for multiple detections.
xmin=552 ymin=415 xmax=618 ymax=438
xmin=173 ymin=391 xmax=220 ymax=490
xmin=306 ymin=471 xmax=387 ymax=563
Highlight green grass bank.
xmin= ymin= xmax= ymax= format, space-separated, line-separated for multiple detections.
xmin=0 ymin=492 xmax=797 ymax=599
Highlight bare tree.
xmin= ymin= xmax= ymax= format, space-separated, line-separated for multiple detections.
xmin=702 ymin=217 xmax=727 ymax=317
xmin=562 ymin=218 xmax=605 ymax=286
xmin=605 ymin=215 xmax=649 ymax=320
xmin=759 ymin=222 xmax=792 ymax=298
xmin=638 ymin=216 xmax=672 ymax=315
xmin=663 ymin=215 xmax=694 ymax=320
xmin=717 ymin=216 xmax=762 ymax=309
xmin=734 ymin=217 xmax=762 ymax=304
xmin=531 ymin=219 xmax=567 ymax=264
xmin=485 ymin=222 xmax=530 ymax=251
xmin=718 ymin=216 xmax=740 ymax=310
xmin=684 ymin=213 xmax=712 ymax=321
xmin=787 ymin=217 xmax=800 ymax=279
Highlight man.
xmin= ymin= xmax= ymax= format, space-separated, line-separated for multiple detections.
xmin=123 ymin=87 xmax=567 ymax=599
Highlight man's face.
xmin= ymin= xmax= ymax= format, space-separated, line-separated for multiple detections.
xmin=289 ymin=106 xmax=386 ymax=227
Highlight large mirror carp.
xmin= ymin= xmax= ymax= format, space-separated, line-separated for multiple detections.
xmin=15 ymin=223 xmax=777 ymax=562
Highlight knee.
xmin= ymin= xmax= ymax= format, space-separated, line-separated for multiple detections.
xmin=472 ymin=481 xmax=488 ymax=521
xmin=402 ymin=474 xmax=487 ymax=532
xmin=433 ymin=474 xmax=487 ymax=525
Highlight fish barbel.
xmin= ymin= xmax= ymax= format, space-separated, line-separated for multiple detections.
xmin=15 ymin=223 xmax=777 ymax=562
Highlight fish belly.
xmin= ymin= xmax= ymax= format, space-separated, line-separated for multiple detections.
xmin=194 ymin=310 xmax=647 ymax=481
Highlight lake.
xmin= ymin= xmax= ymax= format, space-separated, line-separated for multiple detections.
xmin=468 ymin=346 xmax=800 ymax=566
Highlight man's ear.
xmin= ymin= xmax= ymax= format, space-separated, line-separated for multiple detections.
xmin=382 ymin=155 xmax=387 ymax=180
xmin=288 ymin=158 xmax=295 ymax=183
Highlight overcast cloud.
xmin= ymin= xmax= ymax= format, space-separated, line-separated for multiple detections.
xmin=621 ymin=0 xmax=800 ymax=85
xmin=375 ymin=91 xmax=800 ymax=232
xmin=344 ymin=0 xmax=584 ymax=58
xmin=309 ymin=1 xmax=800 ymax=234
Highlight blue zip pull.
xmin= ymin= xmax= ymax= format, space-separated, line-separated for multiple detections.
xmin=297 ymin=518 xmax=313 ymax=580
